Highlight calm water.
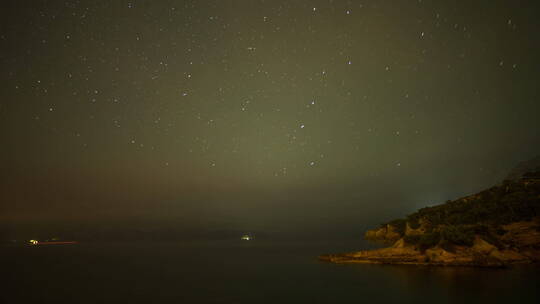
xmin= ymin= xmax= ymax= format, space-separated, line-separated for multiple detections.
xmin=3 ymin=240 xmax=539 ymax=303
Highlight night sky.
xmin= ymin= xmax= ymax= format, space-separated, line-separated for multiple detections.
xmin=2 ymin=1 xmax=540 ymax=238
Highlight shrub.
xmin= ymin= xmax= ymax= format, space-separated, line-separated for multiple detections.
xmin=472 ymin=224 xmax=502 ymax=248
xmin=393 ymin=179 xmax=539 ymax=228
xmin=417 ymin=232 xmax=441 ymax=251
xmin=387 ymin=219 xmax=407 ymax=236
xmin=375 ymin=179 xmax=540 ymax=249
xmin=404 ymin=234 xmax=421 ymax=245
xmin=404 ymin=232 xmax=441 ymax=251
xmin=407 ymin=215 xmax=421 ymax=229
xmin=439 ymin=239 xmax=456 ymax=253
xmin=440 ymin=225 xmax=474 ymax=247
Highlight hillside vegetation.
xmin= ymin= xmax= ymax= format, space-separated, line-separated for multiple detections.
xmin=376 ymin=171 xmax=540 ymax=252
xmin=321 ymin=167 xmax=540 ymax=267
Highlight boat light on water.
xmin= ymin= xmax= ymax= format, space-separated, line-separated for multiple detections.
xmin=27 ymin=239 xmax=77 ymax=245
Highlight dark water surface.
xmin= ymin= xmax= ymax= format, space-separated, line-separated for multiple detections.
xmin=3 ymin=240 xmax=539 ymax=303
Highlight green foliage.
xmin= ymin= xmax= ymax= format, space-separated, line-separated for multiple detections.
xmin=473 ymin=224 xmax=504 ymax=248
xmin=404 ymin=231 xmax=442 ymax=252
xmin=439 ymin=239 xmax=456 ymax=253
xmin=403 ymin=234 xmax=421 ymax=245
xmin=418 ymin=232 xmax=441 ymax=251
xmin=390 ymin=179 xmax=539 ymax=230
xmin=387 ymin=219 xmax=407 ymax=235
xmin=380 ymin=178 xmax=540 ymax=249
xmin=407 ymin=215 xmax=421 ymax=229
xmin=440 ymin=226 xmax=474 ymax=247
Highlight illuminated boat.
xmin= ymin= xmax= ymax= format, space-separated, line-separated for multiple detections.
xmin=28 ymin=239 xmax=77 ymax=245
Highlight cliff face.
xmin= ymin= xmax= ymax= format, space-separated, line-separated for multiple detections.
xmin=365 ymin=221 xmax=428 ymax=243
xmin=501 ymin=221 xmax=540 ymax=250
xmin=322 ymin=167 xmax=540 ymax=267
xmin=364 ymin=224 xmax=401 ymax=243
xmin=321 ymin=220 xmax=540 ymax=267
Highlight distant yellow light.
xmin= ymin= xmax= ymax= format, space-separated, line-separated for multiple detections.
xmin=29 ymin=240 xmax=38 ymax=245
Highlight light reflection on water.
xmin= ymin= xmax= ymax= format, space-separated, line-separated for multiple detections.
xmin=2 ymin=240 xmax=539 ymax=304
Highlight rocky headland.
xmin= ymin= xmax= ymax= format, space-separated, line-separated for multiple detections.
xmin=320 ymin=167 xmax=540 ymax=267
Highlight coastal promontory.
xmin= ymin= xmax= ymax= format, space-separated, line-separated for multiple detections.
xmin=321 ymin=169 xmax=540 ymax=267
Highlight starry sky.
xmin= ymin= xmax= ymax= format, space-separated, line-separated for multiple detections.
xmin=1 ymin=1 xmax=540 ymax=238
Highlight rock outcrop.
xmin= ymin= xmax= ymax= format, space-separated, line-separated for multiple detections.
xmin=321 ymin=228 xmax=540 ymax=267
xmin=364 ymin=224 xmax=401 ymax=243
xmin=321 ymin=161 xmax=540 ymax=268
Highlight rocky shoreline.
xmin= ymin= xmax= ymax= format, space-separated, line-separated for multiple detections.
xmin=320 ymin=166 xmax=540 ymax=267
xmin=321 ymin=219 xmax=540 ymax=268
xmin=319 ymin=235 xmax=540 ymax=268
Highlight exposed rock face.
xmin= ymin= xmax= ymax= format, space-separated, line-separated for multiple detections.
xmin=364 ymin=224 xmax=401 ymax=243
xmin=320 ymin=233 xmax=539 ymax=267
xmin=324 ymin=159 xmax=540 ymax=267
xmin=501 ymin=221 xmax=540 ymax=248
xmin=404 ymin=221 xmax=427 ymax=236
xmin=365 ymin=219 xmax=429 ymax=244
xmin=320 ymin=238 xmax=426 ymax=265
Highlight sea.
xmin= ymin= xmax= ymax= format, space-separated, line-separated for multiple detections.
xmin=3 ymin=239 xmax=539 ymax=303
